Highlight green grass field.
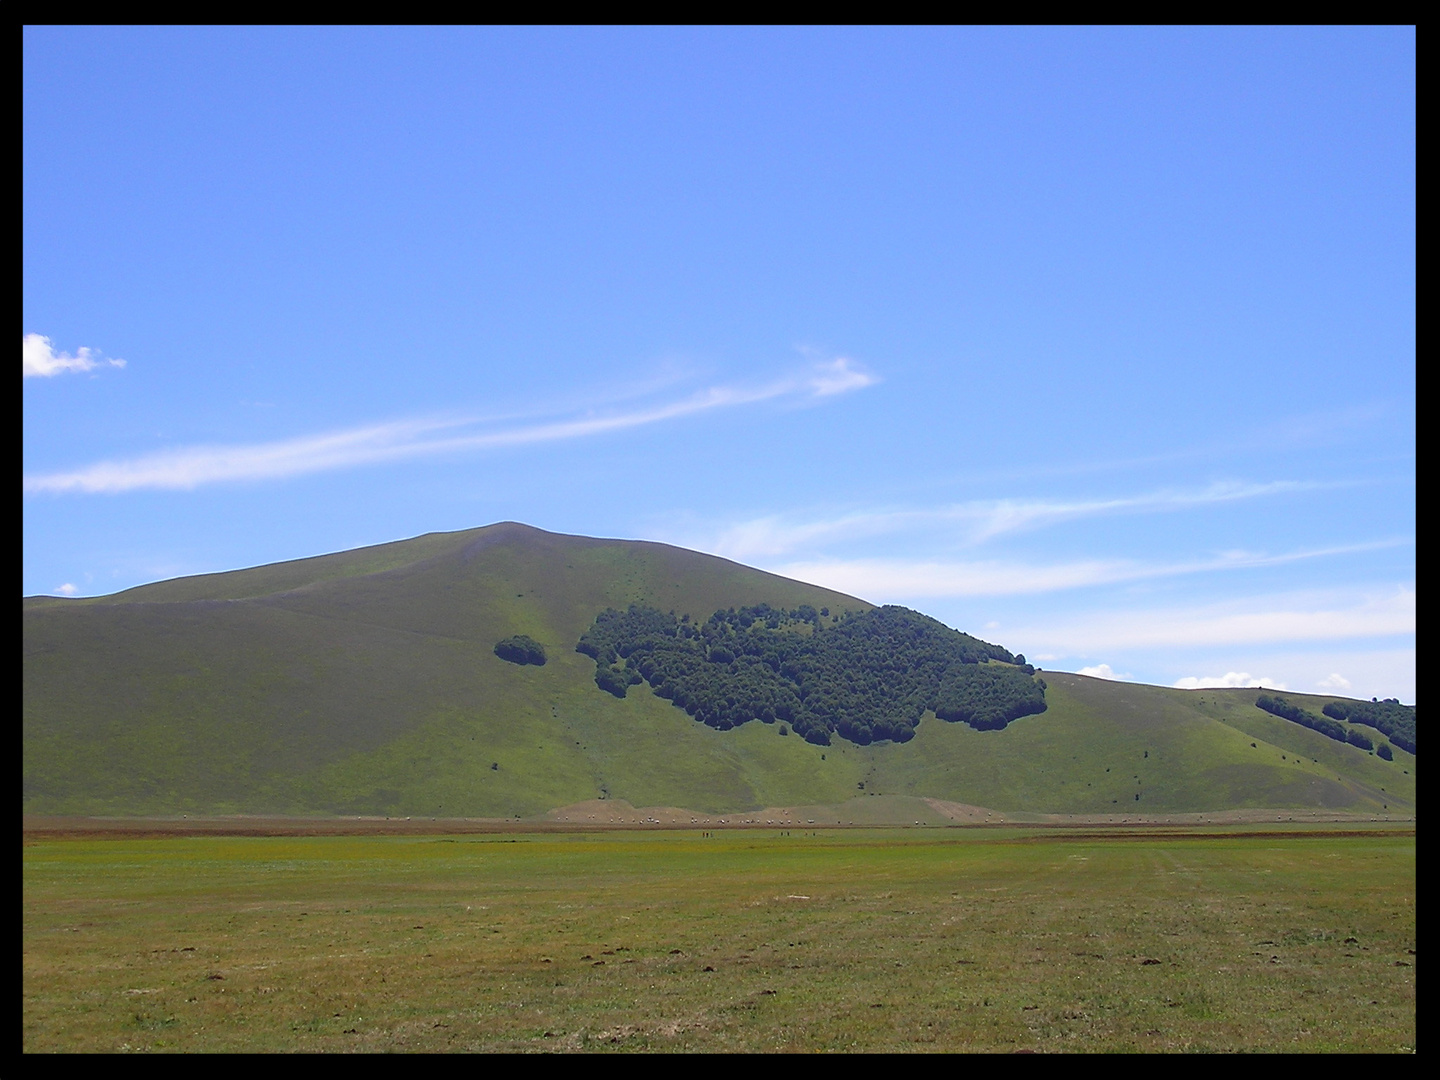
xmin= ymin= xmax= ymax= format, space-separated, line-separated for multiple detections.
xmin=24 ymin=826 xmax=1415 ymax=1052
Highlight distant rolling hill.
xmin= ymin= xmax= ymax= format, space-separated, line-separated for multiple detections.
xmin=23 ymin=522 xmax=1414 ymax=818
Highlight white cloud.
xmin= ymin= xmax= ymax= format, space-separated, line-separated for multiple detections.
xmin=25 ymin=416 xmax=450 ymax=495
xmin=694 ymin=481 xmax=1341 ymax=560
xmin=1209 ymin=648 xmax=1413 ymax=705
xmin=775 ymin=556 xmax=1136 ymax=597
xmin=1317 ymin=672 xmax=1353 ymax=690
xmin=806 ymin=357 xmax=878 ymax=396
xmin=23 ymin=334 xmax=125 ymax=378
xmin=767 ymin=544 xmax=1408 ymax=600
xmin=1078 ymin=664 xmax=1132 ymax=680
xmin=1012 ymin=586 xmax=1414 ymax=653
xmin=957 ymin=482 xmax=1320 ymax=544
xmin=1172 ymin=672 xmax=1284 ymax=690
xmin=53 ymin=583 xmax=80 ymax=597
xmin=24 ymin=361 xmax=877 ymax=495
xmin=700 ymin=511 xmax=910 ymax=561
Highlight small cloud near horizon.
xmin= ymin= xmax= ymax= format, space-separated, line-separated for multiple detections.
xmin=1172 ymin=672 xmax=1285 ymax=690
xmin=1077 ymin=663 xmax=1132 ymax=680
xmin=24 ymin=334 xmax=125 ymax=378
xmin=1317 ymin=672 xmax=1353 ymax=690
xmin=53 ymin=583 xmax=80 ymax=596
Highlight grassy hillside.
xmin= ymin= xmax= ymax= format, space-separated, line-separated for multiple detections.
xmin=24 ymin=523 xmax=867 ymax=816
xmin=23 ymin=523 xmax=1415 ymax=817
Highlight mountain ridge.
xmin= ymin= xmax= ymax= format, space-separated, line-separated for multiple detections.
xmin=23 ymin=522 xmax=1414 ymax=818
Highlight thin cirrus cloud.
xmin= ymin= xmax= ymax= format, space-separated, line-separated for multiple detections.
xmin=698 ymin=480 xmax=1331 ymax=560
xmin=769 ymin=539 xmax=1411 ymax=600
xmin=1011 ymin=586 xmax=1414 ymax=653
xmin=23 ymin=333 xmax=126 ymax=378
xmin=23 ymin=359 xmax=877 ymax=495
xmin=807 ymin=357 xmax=878 ymax=396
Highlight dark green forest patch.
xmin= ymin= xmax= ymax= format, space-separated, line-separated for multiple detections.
xmin=1322 ymin=698 xmax=1415 ymax=755
xmin=577 ymin=603 xmax=1046 ymax=746
xmin=1256 ymin=694 xmax=1383 ymax=752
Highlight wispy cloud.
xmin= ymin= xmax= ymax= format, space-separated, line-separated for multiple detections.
xmin=768 ymin=540 xmax=1410 ymax=600
xmin=958 ymin=482 xmax=1330 ymax=543
xmin=1013 ymin=586 xmax=1414 ymax=653
xmin=23 ymin=333 xmax=126 ymax=378
xmin=954 ymin=402 xmax=1397 ymax=485
xmin=696 ymin=481 xmax=1331 ymax=560
xmin=53 ymin=583 xmax=80 ymax=597
xmin=24 ymin=360 xmax=876 ymax=495
xmin=1078 ymin=663 xmax=1132 ymax=681
xmin=807 ymin=357 xmax=878 ymax=396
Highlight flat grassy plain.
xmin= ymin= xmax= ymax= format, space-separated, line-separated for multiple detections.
xmin=24 ymin=825 xmax=1414 ymax=1052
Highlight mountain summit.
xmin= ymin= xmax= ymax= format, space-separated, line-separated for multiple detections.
xmin=24 ymin=523 xmax=1410 ymax=818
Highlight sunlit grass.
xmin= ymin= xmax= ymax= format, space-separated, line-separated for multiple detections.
xmin=24 ymin=826 xmax=1414 ymax=1052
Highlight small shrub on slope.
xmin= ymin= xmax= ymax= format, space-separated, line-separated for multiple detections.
xmin=493 ymin=635 xmax=547 ymax=666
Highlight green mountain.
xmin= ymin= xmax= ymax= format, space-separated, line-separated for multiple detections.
xmin=23 ymin=522 xmax=1414 ymax=818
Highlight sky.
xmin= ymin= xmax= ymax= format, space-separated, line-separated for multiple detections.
xmin=24 ymin=27 xmax=1414 ymax=702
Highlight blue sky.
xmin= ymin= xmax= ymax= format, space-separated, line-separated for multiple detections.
xmin=24 ymin=27 xmax=1414 ymax=701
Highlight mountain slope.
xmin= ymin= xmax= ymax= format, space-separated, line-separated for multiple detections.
xmin=23 ymin=523 xmax=1414 ymax=817
xmin=24 ymin=523 xmax=869 ymax=815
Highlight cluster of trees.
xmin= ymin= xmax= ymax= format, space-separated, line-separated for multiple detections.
xmin=1322 ymin=698 xmax=1415 ymax=755
xmin=934 ymin=663 xmax=1050 ymax=731
xmin=576 ymin=602 xmax=1046 ymax=746
xmin=492 ymin=635 xmax=547 ymax=666
xmin=1255 ymin=694 xmax=1375 ymax=751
